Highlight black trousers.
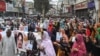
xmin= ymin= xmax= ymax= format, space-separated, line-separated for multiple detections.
xmin=92 ymin=45 xmax=100 ymax=56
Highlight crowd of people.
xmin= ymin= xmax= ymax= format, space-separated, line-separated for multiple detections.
xmin=0 ymin=16 xmax=100 ymax=56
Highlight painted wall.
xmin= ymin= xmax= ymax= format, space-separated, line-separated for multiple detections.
xmin=75 ymin=0 xmax=87 ymax=4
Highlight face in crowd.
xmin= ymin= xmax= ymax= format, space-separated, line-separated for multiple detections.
xmin=17 ymin=32 xmax=23 ymax=48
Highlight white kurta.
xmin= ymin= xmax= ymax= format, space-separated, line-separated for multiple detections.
xmin=1 ymin=32 xmax=17 ymax=56
xmin=43 ymin=20 xmax=49 ymax=30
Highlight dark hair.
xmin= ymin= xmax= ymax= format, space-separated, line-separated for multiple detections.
xmin=86 ymin=25 xmax=90 ymax=29
xmin=28 ymin=32 xmax=35 ymax=40
xmin=28 ymin=32 xmax=37 ymax=50
xmin=6 ymin=29 xmax=12 ymax=37
xmin=17 ymin=32 xmax=23 ymax=42
xmin=77 ymin=30 xmax=83 ymax=34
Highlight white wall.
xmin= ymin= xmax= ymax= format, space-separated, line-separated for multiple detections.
xmin=76 ymin=0 xmax=87 ymax=3
xmin=63 ymin=0 xmax=69 ymax=4
xmin=25 ymin=2 xmax=34 ymax=14
xmin=6 ymin=3 xmax=14 ymax=12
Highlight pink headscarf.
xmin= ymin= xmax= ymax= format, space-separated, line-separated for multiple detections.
xmin=70 ymin=34 xmax=86 ymax=56
xmin=76 ymin=34 xmax=84 ymax=44
xmin=40 ymin=31 xmax=56 ymax=56
xmin=42 ymin=31 xmax=50 ymax=40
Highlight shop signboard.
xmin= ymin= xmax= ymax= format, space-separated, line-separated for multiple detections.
xmin=13 ymin=0 xmax=22 ymax=7
xmin=13 ymin=8 xmax=19 ymax=12
xmin=6 ymin=3 xmax=14 ymax=12
xmin=0 ymin=1 xmax=6 ymax=12
xmin=94 ymin=0 xmax=99 ymax=11
xmin=88 ymin=1 xmax=95 ymax=8
xmin=74 ymin=1 xmax=87 ymax=10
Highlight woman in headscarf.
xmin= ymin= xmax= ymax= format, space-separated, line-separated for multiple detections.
xmin=92 ymin=28 xmax=100 ymax=56
xmin=69 ymin=31 xmax=77 ymax=48
xmin=39 ymin=31 xmax=56 ymax=56
xmin=70 ymin=34 xmax=86 ymax=56
xmin=54 ymin=29 xmax=70 ymax=56
xmin=85 ymin=25 xmax=92 ymax=56
xmin=48 ymin=22 xmax=53 ymax=35
xmin=27 ymin=32 xmax=38 ymax=56
xmin=58 ymin=29 xmax=70 ymax=56
xmin=54 ymin=20 xmax=60 ymax=32
xmin=1 ymin=29 xmax=17 ymax=56
xmin=43 ymin=18 xmax=49 ymax=31
xmin=64 ymin=19 xmax=70 ymax=39
xmin=60 ymin=29 xmax=69 ymax=43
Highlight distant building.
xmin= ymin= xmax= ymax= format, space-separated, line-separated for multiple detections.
xmin=25 ymin=2 xmax=34 ymax=15
xmin=57 ymin=0 xmax=73 ymax=17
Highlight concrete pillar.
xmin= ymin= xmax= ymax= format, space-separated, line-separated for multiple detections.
xmin=98 ymin=0 xmax=100 ymax=18
xmin=98 ymin=0 xmax=100 ymax=21
xmin=94 ymin=0 xmax=100 ymax=23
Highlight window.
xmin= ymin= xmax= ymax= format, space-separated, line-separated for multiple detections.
xmin=88 ymin=0 xmax=94 ymax=2
xmin=5 ymin=0 xmax=12 ymax=3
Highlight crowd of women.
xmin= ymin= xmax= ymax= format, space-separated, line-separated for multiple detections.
xmin=41 ymin=18 xmax=100 ymax=56
xmin=0 ymin=17 xmax=100 ymax=56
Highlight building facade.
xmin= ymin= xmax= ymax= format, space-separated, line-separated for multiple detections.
xmin=74 ymin=0 xmax=89 ymax=18
xmin=0 ymin=0 xmax=26 ymax=18
xmin=25 ymin=2 xmax=34 ymax=15
xmin=75 ymin=0 xmax=86 ymax=3
xmin=49 ymin=0 xmax=99 ymax=19
xmin=0 ymin=0 xmax=6 ymax=17
xmin=57 ymin=0 xmax=73 ymax=17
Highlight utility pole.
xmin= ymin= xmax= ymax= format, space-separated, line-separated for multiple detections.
xmin=21 ymin=0 xmax=25 ymax=18
xmin=18 ymin=2 xmax=20 ymax=18
xmin=42 ymin=3 xmax=45 ymax=18
xmin=94 ymin=0 xmax=99 ymax=23
xmin=57 ymin=1 xmax=59 ymax=15
xmin=60 ymin=1 xmax=64 ymax=18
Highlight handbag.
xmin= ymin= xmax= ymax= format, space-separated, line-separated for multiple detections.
xmin=57 ymin=48 xmax=65 ymax=56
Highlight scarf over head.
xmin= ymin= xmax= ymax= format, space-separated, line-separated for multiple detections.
xmin=40 ymin=31 xmax=56 ymax=56
xmin=70 ymin=34 xmax=86 ymax=56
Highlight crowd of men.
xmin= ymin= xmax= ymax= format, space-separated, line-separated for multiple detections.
xmin=0 ymin=16 xmax=100 ymax=56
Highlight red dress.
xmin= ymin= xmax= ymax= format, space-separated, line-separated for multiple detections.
xmin=86 ymin=28 xmax=91 ymax=37
xmin=48 ymin=24 xmax=53 ymax=33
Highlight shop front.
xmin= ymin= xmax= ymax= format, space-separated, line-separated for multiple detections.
xmin=0 ymin=1 xmax=6 ymax=17
xmin=5 ymin=3 xmax=14 ymax=17
xmin=74 ymin=1 xmax=88 ymax=19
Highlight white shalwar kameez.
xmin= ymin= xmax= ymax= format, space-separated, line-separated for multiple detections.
xmin=1 ymin=32 xmax=17 ymax=56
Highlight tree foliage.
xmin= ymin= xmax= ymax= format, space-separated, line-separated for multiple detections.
xmin=34 ymin=0 xmax=50 ymax=14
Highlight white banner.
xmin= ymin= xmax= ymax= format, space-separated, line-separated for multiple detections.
xmin=29 ymin=9 xmax=33 ymax=14
xmin=94 ymin=0 xmax=99 ymax=11
xmin=6 ymin=3 xmax=14 ymax=12
xmin=14 ymin=0 xmax=22 ymax=7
